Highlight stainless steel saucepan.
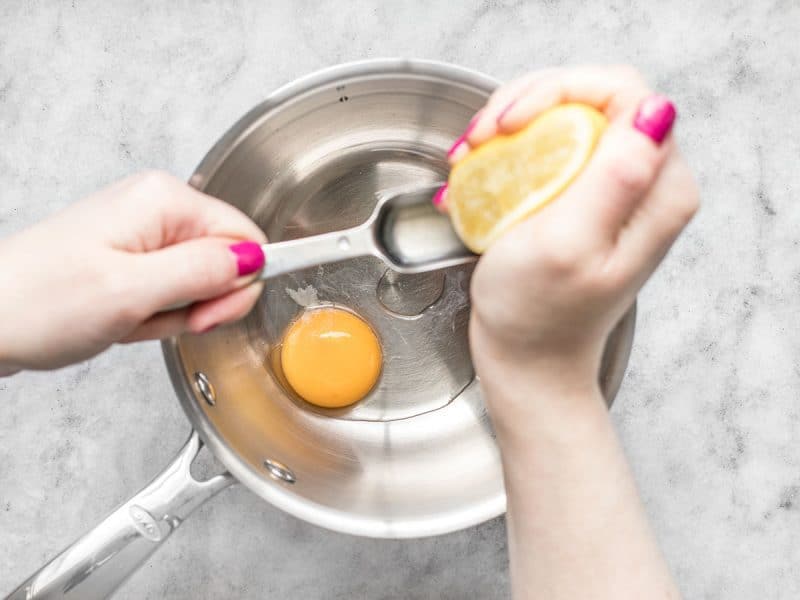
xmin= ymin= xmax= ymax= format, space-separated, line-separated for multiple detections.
xmin=7 ymin=59 xmax=636 ymax=600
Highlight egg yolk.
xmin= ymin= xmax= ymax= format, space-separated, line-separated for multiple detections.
xmin=280 ymin=307 xmax=382 ymax=408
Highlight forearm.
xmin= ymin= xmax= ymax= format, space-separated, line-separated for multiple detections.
xmin=484 ymin=371 xmax=680 ymax=600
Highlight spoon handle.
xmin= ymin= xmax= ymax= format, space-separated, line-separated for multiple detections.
xmin=259 ymin=223 xmax=376 ymax=280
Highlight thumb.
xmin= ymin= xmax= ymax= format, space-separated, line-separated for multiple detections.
xmin=134 ymin=238 xmax=265 ymax=312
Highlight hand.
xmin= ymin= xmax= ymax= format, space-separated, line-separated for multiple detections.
xmin=0 ymin=171 xmax=267 ymax=373
xmin=438 ymin=66 xmax=694 ymax=600
xmin=441 ymin=66 xmax=699 ymax=424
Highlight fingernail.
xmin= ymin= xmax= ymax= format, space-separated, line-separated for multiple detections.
xmin=496 ymin=100 xmax=517 ymax=125
xmin=229 ymin=241 xmax=265 ymax=276
xmin=432 ymin=184 xmax=448 ymax=208
xmin=463 ymin=109 xmax=483 ymax=137
xmin=447 ymin=134 xmax=467 ymax=159
xmin=446 ymin=112 xmax=482 ymax=161
xmin=633 ymin=95 xmax=676 ymax=144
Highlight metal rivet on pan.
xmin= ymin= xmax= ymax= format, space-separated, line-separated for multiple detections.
xmin=264 ymin=459 xmax=296 ymax=484
xmin=194 ymin=372 xmax=216 ymax=406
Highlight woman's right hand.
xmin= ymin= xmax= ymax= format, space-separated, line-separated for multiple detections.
xmin=438 ymin=66 xmax=696 ymax=600
xmin=439 ymin=66 xmax=699 ymax=431
xmin=0 ymin=171 xmax=267 ymax=374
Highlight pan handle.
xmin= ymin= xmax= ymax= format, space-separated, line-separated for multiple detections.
xmin=5 ymin=431 xmax=234 ymax=600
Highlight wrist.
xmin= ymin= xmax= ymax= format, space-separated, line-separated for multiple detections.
xmin=469 ymin=309 xmax=603 ymax=375
xmin=470 ymin=316 xmax=601 ymax=394
xmin=470 ymin=317 xmax=608 ymax=449
xmin=480 ymin=366 xmax=607 ymax=448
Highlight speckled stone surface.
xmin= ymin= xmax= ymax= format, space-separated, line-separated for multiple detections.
xmin=2 ymin=1 xmax=800 ymax=598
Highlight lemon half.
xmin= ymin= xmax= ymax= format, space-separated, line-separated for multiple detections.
xmin=448 ymin=103 xmax=607 ymax=253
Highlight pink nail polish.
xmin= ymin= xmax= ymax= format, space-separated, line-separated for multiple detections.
xmin=496 ymin=100 xmax=517 ymax=125
xmin=447 ymin=134 xmax=467 ymax=159
xmin=446 ymin=111 xmax=483 ymax=160
xmin=463 ymin=109 xmax=483 ymax=137
xmin=432 ymin=184 xmax=448 ymax=207
xmin=633 ymin=95 xmax=676 ymax=144
xmin=229 ymin=241 xmax=265 ymax=276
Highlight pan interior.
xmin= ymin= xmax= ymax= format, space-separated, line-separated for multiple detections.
xmin=168 ymin=61 xmax=635 ymax=538
xmin=251 ymin=145 xmax=475 ymax=422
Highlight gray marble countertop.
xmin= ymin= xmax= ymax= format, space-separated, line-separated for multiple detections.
xmin=2 ymin=1 xmax=799 ymax=598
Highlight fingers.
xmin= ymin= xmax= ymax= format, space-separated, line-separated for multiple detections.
xmin=549 ymin=99 xmax=675 ymax=243
xmin=456 ymin=65 xmax=649 ymax=162
xmin=121 ymin=282 xmax=264 ymax=342
xmin=442 ymin=67 xmax=678 ymax=247
xmin=494 ymin=65 xmax=649 ymax=134
xmin=438 ymin=70 xmax=560 ymax=212
xmin=432 ymin=184 xmax=449 ymax=214
xmin=104 ymin=170 xmax=268 ymax=325
xmin=614 ymin=153 xmax=699 ymax=281
xmin=193 ymin=190 xmax=267 ymax=243
xmin=186 ymin=283 xmax=264 ymax=333
xmin=460 ymin=69 xmax=558 ymax=153
xmin=132 ymin=237 xmax=265 ymax=313
xmin=120 ymin=307 xmax=194 ymax=342
xmin=111 ymin=171 xmax=267 ymax=250
xmin=439 ymin=66 xmax=657 ymax=216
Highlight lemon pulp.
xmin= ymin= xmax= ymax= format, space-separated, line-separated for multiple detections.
xmin=448 ymin=103 xmax=607 ymax=253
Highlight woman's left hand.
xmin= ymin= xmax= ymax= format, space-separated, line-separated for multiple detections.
xmin=0 ymin=170 xmax=267 ymax=374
